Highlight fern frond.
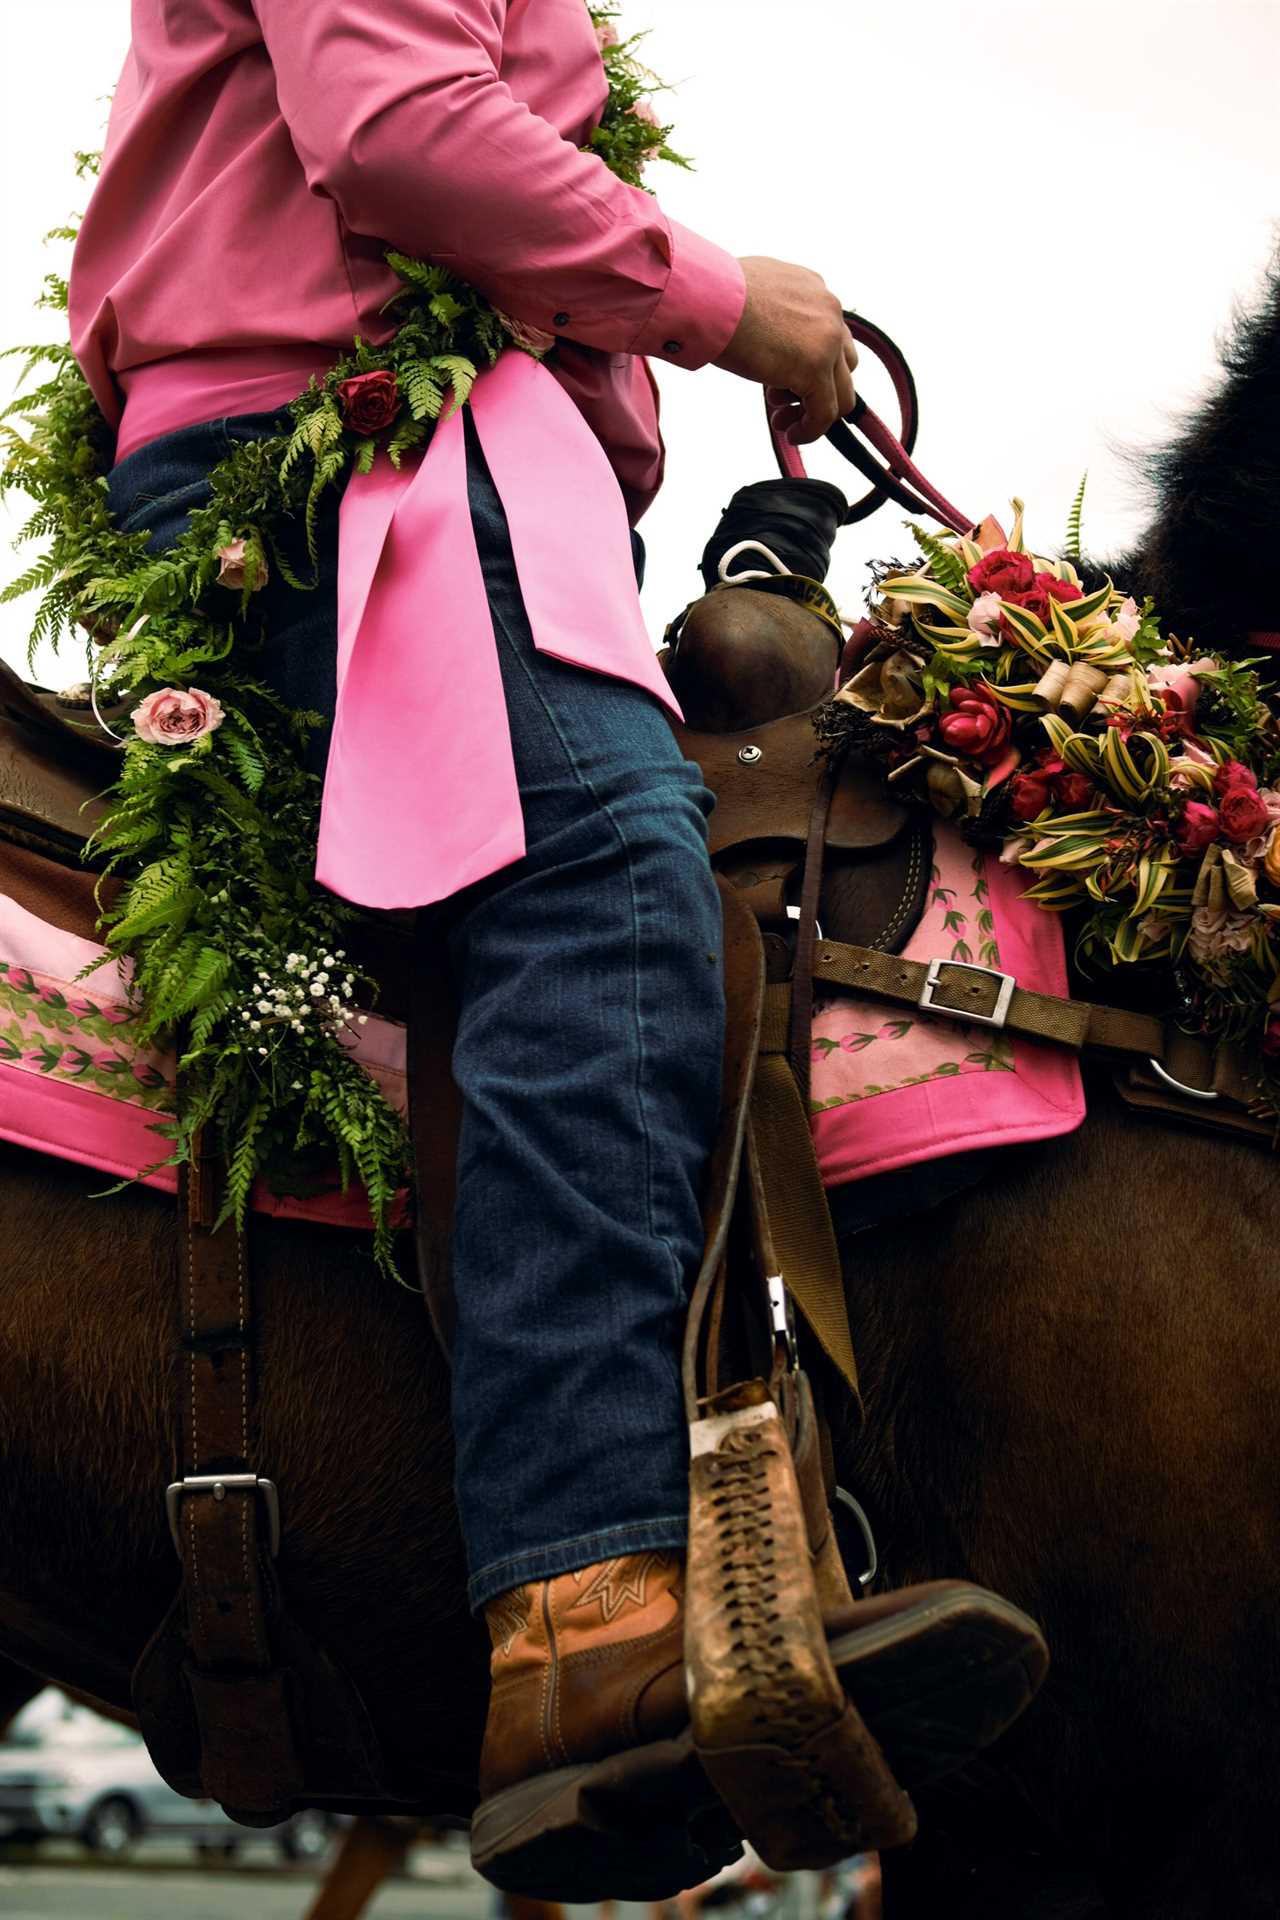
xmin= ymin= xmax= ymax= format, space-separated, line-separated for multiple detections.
xmin=1063 ymin=472 xmax=1088 ymax=561
xmin=906 ymin=522 xmax=970 ymax=595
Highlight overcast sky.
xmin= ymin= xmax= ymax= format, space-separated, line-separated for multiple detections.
xmin=2 ymin=0 xmax=1278 ymax=690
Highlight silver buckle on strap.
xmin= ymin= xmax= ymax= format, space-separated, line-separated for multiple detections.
xmin=919 ymin=958 xmax=1015 ymax=1030
xmin=766 ymin=1273 xmax=798 ymax=1372
xmin=166 ymin=1474 xmax=281 ymax=1558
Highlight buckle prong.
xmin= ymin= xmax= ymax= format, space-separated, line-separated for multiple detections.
xmin=165 ymin=1473 xmax=281 ymax=1558
xmin=918 ymin=958 xmax=1015 ymax=1030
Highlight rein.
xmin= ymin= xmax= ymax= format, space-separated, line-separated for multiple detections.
xmin=768 ymin=313 xmax=976 ymax=535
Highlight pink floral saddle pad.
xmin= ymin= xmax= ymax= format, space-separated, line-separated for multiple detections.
xmin=0 ymin=890 xmax=406 ymax=1230
xmin=809 ymin=821 xmax=1085 ymax=1188
xmin=0 ymin=820 xmax=1082 ymax=1230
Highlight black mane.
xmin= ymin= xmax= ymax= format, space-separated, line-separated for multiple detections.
xmin=1115 ymin=248 xmax=1280 ymax=651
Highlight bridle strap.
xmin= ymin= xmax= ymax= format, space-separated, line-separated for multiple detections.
xmin=769 ymin=312 xmax=975 ymax=536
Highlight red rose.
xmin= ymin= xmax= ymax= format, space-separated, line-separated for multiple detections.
xmin=1213 ymin=759 xmax=1256 ymax=796
xmin=936 ymin=684 xmax=1013 ymax=765
xmin=336 ymin=369 xmax=401 ymax=435
xmin=1013 ymin=572 xmax=1086 ymax=625
xmin=1174 ymin=800 xmax=1220 ymax=856
xmin=1055 ymin=771 xmax=1095 ymax=811
xmin=967 ymin=549 xmax=1036 ymax=600
xmin=1218 ymin=783 xmax=1271 ymax=845
xmin=1264 ymin=1010 xmax=1280 ymax=1060
xmin=1009 ymin=772 xmax=1054 ymax=821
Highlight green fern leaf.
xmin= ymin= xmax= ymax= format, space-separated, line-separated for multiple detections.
xmin=1063 ymin=472 xmax=1088 ymax=561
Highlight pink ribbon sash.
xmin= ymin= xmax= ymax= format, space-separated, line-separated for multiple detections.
xmin=317 ymin=350 xmax=680 ymax=909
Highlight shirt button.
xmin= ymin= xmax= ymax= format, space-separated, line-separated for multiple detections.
xmin=663 ymin=339 xmax=683 ymax=356
xmin=553 ymin=311 xmax=570 ymax=328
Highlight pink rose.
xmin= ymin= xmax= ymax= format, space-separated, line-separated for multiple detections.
xmin=131 ymin=687 xmax=225 ymax=748
xmin=595 ymin=18 xmax=619 ymax=49
xmin=1187 ymin=907 xmax=1254 ymax=976
xmin=132 ymin=1061 xmax=168 ymax=1091
xmin=94 ymin=1052 xmax=130 ymax=1075
xmin=5 ymin=969 xmax=35 ymax=994
xmin=1109 ymin=597 xmax=1142 ymax=645
xmin=1169 ymin=740 xmax=1217 ymax=790
xmin=1147 ymin=657 xmax=1215 ymax=716
xmin=65 ymin=997 xmax=99 ymax=1019
xmin=629 ymin=97 xmax=661 ymax=128
xmin=1213 ymin=759 xmax=1256 ymax=795
xmin=37 ymin=986 xmax=66 ymax=1009
xmin=335 ymin=369 xmax=401 ymax=435
xmin=1174 ymin=800 xmax=1220 ymax=856
xmin=215 ymin=538 xmax=268 ymax=593
xmin=1264 ymin=1010 xmax=1280 ymax=1060
xmin=1219 ymin=783 xmax=1271 ymax=845
xmin=58 ymin=1048 xmax=91 ymax=1076
xmin=966 ymin=592 xmax=1003 ymax=643
xmin=98 ymin=1004 xmax=135 ymax=1025
xmin=936 ymin=684 xmax=1013 ymax=766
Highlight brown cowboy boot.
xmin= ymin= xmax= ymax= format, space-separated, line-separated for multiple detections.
xmin=469 ymin=1551 xmax=739 ymax=1902
xmin=470 ymin=1535 xmax=1048 ymax=1901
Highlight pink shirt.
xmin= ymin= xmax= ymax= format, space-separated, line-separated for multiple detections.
xmin=67 ymin=0 xmax=747 ymax=906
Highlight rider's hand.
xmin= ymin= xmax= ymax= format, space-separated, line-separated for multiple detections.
xmin=712 ymin=257 xmax=857 ymax=445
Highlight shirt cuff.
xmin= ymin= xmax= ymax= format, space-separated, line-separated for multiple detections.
xmin=628 ymin=219 xmax=747 ymax=372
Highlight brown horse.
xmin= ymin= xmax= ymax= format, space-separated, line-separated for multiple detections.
xmin=4 ymin=269 xmax=1280 ymax=1919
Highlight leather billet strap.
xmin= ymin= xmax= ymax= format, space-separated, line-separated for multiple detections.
xmin=172 ymin=1162 xmax=276 ymax=1672
xmin=786 ymin=758 xmax=838 ymax=1104
xmin=806 ymin=937 xmax=1263 ymax=1108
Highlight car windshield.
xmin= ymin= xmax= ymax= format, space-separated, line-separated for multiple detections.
xmin=3 ymin=1691 xmax=138 ymax=1752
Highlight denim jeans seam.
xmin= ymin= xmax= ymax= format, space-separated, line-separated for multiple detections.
xmin=484 ymin=590 xmax=680 ymax=1297
xmin=467 ymin=1516 xmax=689 ymax=1611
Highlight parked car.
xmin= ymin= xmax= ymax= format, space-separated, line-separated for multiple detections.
xmin=0 ymin=1689 xmax=334 ymax=1862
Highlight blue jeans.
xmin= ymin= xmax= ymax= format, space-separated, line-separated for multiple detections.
xmin=106 ymin=406 xmax=725 ymax=1613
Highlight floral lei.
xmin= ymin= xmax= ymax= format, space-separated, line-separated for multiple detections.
xmin=815 ymin=489 xmax=1280 ymax=1119
xmin=0 ymin=5 xmax=686 ymax=1275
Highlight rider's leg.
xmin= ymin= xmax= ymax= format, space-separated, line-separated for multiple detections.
xmin=437 ymin=417 xmax=722 ymax=1764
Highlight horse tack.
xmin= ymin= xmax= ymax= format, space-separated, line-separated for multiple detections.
xmin=131 ymin=1150 xmax=389 ymax=1822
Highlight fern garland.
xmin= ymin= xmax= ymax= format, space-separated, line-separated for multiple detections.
xmin=0 ymin=5 xmax=687 ymax=1276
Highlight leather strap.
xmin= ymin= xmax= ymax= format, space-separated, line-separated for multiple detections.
xmin=171 ymin=1159 xmax=305 ymax=1811
xmin=786 ymin=758 xmax=838 ymax=1102
xmin=809 ymin=938 xmax=1168 ymax=1059
xmin=407 ymin=910 xmax=465 ymax=1358
xmin=768 ymin=311 xmax=974 ymax=534
xmin=753 ymin=983 xmax=859 ymax=1400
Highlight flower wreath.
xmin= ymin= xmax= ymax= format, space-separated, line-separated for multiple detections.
xmin=0 ymin=5 xmax=687 ymax=1274
xmin=815 ymin=490 xmax=1280 ymax=1119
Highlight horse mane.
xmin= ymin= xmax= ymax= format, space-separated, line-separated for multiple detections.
xmin=1118 ymin=243 xmax=1280 ymax=651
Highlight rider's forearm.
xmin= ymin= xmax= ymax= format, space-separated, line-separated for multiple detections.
xmin=249 ymin=0 xmax=746 ymax=369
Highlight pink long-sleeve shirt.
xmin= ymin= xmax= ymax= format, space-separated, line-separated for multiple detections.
xmin=68 ymin=0 xmax=747 ymax=906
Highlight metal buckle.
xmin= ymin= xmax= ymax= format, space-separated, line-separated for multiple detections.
xmin=165 ymin=1474 xmax=281 ymax=1559
xmin=1147 ymin=1057 xmax=1219 ymax=1103
xmin=919 ymin=958 xmax=1015 ymax=1030
xmin=833 ymin=1486 xmax=879 ymax=1592
xmin=786 ymin=903 xmax=825 ymax=943
xmin=766 ymin=1274 xmax=798 ymax=1372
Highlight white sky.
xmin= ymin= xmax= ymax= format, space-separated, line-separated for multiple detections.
xmin=2 ymin=0 xmax=1278 ymax=689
